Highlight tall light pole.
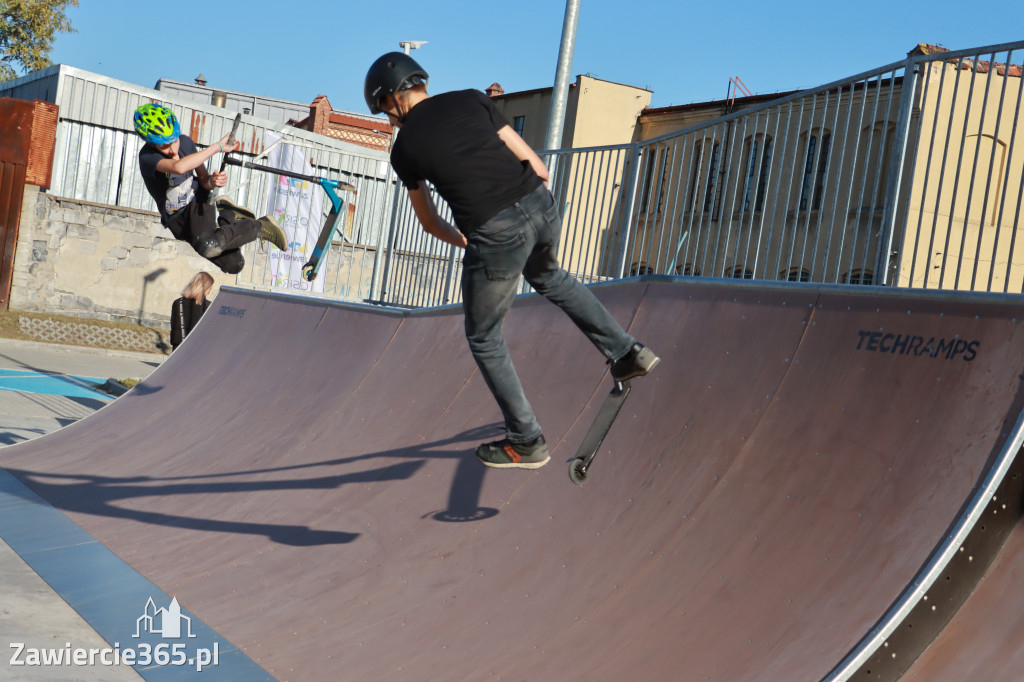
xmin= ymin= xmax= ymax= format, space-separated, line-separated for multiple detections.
xmin=543 ymin=0 xmax=581 ymax=153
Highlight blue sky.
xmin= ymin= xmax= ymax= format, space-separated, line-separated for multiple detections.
xmin=49 ymin=0 xmax=1020 ymax=114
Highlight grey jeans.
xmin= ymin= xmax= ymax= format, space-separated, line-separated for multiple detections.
xmin=461 ymin=184 xmax=635 ymax=443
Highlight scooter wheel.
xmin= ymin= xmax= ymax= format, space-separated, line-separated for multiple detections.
xmin=569 ymin=458 xmax=589 ymax=486
xmin=301 ymin=264 xmax=315 ymax=282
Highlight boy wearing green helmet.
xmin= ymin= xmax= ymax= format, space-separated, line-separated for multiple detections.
xmin=134 ymin=103 xmax=287 ymax=274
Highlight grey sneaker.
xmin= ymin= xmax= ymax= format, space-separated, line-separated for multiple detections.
xmin=258 ymin=214 xmax=287 ymax=251
xmin=475 ymin=435 xmax=550 ymax=469
xmin=216 ymin=196 xmax=256 ymax=220
xmin=610 ymin=343 xmax=660 ymax=383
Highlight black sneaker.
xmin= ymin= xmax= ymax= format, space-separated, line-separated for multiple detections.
xmin=475 ymin=435 xmax=550 ymax=469
xmin=610 ymin=343 xmax=660 ymax=383
xmin=216 ymin=196 xmax=257 ymax=220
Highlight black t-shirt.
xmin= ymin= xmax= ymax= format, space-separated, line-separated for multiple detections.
xmin=138 ymin=135 xmax=209 ymax=226
xmin=390 ymin=90 xmax=542 ymax=234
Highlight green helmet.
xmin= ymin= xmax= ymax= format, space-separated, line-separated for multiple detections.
xmin=134 ymin=103 xmax=180 ymax=144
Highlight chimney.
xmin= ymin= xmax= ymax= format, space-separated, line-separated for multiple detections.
xmin=195 ymin=73 xmax=207 ymax=86
xmin=307 ymin=95 xmax=333 ymax=134
xmin=211 ymin=90 xmax=227 ymax=107
xmin=485 ymin=82 xmax=504 ymax=98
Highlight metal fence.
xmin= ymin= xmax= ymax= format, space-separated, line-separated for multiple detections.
xmin=0 ymin=64 xmax=396 ymax=302
xmin=374 ymin=40 xmax=1024 ymax=307
xmin=4 ymin=43 xmax=1022 ymax=310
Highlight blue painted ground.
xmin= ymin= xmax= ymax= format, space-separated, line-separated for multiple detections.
xmin=0 ymin=369 xmax=113 ymax=400
xmin=0 ymin=369 xmax=270 ymax=679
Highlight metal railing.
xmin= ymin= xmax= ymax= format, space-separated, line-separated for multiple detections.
xmin=5 ymin=43 xmax=1022 ymax=310
xmin=0 ymin=64 xmax=396 ymax=302
xmin=373 ymin=40 xmax=1024 ymax=307
xmin=896 ymin=43 xmax=1024 ymax=292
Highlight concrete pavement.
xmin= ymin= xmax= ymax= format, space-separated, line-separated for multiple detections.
xmin=0 ymin=338 xmax=163 ymax=681
xmin=0 ymin=339 xmax=162 ymax=447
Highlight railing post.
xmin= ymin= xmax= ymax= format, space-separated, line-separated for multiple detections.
xmin=612 ymin=143 xmax=644 ymax=279
xmin=441 ymin=244 xmax=458 ymax=305
xmin=369 ymin=175 xmax=405 ymax=305
xmin=876 ymin=53 xmax=922 ymax=285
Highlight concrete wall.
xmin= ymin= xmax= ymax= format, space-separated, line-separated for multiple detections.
xmin=11 ymin=185 xmax=240 ymax=329
xmin=491 ymin=75 xmax=651 ymax=151
xmin=568 ymin=76 xmax=652 ymax=148
xmin=491 ymin=88 xmax=555 ymax=150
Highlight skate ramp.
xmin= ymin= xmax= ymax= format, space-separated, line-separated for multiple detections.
xmin=2 ymin=278 xmax=1024 ymax=680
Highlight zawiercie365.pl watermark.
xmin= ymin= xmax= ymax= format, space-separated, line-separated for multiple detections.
xmin=9 ymin=596 xmax=220 ymax=673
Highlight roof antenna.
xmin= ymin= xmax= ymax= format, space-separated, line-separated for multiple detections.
xmin=727 ymin=76 xmax=752 ymax=106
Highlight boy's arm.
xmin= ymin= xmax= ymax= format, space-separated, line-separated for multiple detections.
xmin=496 ymin=125 xmax=550 ymax=186
xmin=154 ymin=132 xmax=239 ymax=189
xmin=407 ymin=183 xmax=468 ymax=248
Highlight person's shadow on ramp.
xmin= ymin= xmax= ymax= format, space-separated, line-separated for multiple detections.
xmin=3 ymin=425 xmax=508 ymax=546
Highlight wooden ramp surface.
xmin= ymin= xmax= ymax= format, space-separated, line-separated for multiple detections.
xmin=2 ymin=278 xmax=1024 ymax=681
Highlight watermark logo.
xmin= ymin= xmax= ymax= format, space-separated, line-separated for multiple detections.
xmin=9 ymin=596 xmax=220 ymax=672
xmin=135 ymin=597 xmax=196 ymax=639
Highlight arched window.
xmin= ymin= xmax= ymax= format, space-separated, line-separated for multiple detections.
xmin=799 ymin=130 xmax=832 ymax=212
xmin=675 ymin=263 xmax=701 ymax=277
xmin=844 ymin=269 xmax=874 ymax=285
xmin=630 ymin=262 xmax=655 ymax=276
xmin=742 ymin=135 xmax=773 ymax=213
xmin=729 ymin=265 xmax=754 ymax=279
xmin=782 ymin=267 xmax=811 ymax=282
xmin=853 ymin=122 xmax=896 ymax=213
xmin=688 ymin=139 xmax=722 ymax=215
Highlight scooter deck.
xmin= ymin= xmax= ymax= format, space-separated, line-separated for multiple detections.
xmin=568 ymin=381 xmax=631 ymax=485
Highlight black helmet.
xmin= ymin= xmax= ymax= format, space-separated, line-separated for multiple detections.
xmin=364 ymin=52 xmax=429 ymax=114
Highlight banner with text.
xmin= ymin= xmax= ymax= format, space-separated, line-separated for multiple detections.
xmin=264 ymin=131 xmax=326 ymax=293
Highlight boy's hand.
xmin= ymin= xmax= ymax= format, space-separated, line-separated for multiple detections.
xmin=218 ymin=133 xmax=240 ymax=154
xmin=206 ymin=170 xmax=229 ymax=188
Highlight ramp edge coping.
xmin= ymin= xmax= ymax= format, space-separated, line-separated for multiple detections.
xmin=823 ymin=404 xmax=1024 ymax=680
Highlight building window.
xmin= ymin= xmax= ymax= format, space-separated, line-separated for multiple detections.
xmin=782 ymin=267 xmax=811 ymax=282
xmin=742 ymin=136 xmax=773 ymax=213
xmin=703 ymin=142 xmax=721 ymax=214
xmin=729 ymin=265 xmax=753 ymax=279
xmin=639 ymin=147 xmax=658 ymax=214
xmin=512 ymin=115 xmax=525 ymax=136
xmin=639 ymin=143 xmax=671 ymax=216
xmin=799 ymin=132 xmax=831 ymax=212
xmin=845 ymin=269 xmax=874 ymax=285
xmin=676 ymin=263 xmax=701 ymax=276
xmin=855 ymin=122 xmax=895 ymax=213
xmin=688 ymin=142 xmax=704 ymax=213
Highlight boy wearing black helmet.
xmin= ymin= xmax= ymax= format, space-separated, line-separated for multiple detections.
xmin=134 ymin=103 xmax=287 ymax=274
xmin=365 ymin=52 xmax=659 ymax=470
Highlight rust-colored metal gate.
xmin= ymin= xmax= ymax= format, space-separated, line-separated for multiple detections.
xmin=0 ymin=98 xmax=57 ymax=309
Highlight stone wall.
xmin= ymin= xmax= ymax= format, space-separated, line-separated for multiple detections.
xmin=11 ymin=185 xmax=242 ymax=329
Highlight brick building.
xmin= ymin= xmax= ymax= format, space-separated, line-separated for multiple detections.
xmin=289 ymin=95 xmax=393 ymax=152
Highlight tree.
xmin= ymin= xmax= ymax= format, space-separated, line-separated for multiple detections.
xmin=0 ymin=0 xmax=78 ymax=83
